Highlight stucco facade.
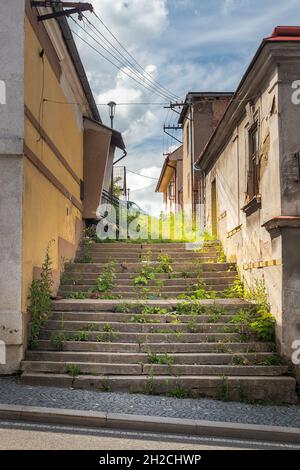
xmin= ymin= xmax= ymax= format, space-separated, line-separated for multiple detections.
xmin=0 ymin=1 xmax=125 ymax=373
xmin=196 ymin=29 xmax=300 ymax=365
xmin=179 ymin=93 xmax=233 ymax=214
xmin=156 ymin=145 xmax=183 ymax=213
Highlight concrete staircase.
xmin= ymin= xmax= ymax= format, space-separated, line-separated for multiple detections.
xmin=21 ymin=241 xmax=298 ymax=404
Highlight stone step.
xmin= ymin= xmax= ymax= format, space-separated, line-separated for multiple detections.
xmin=142 ymin=364 xmax=288 ymax=376
xmin=43 ymin=320 xmax=244 ymax=334
xmin=58 ymin=284 xmax=228 ymax=294
xmin=20 ymin=360 xmax=288 ymax=377
xmin=26 ymin=351 xmax=279 ymax=366
xmin=84 ymin=257 xmax=219 ymax=265
xmin=58 ymin=291 xmax=229 ymax=302
xmin=39 ymin=330 xmax=246 ymax=343
xmin=64 ymin=263 xmax=236 ymax=273
xmin=20 ymin=373 xmax=298 ymax=404
xmin=82 ymin=242 xmax=221 ymax=250
xmin=21 ymin=361 xmax=141 ymax=375
xmin=50 ymin=312 xmax=236 ymax=323
xmin=61 ymin=278 xmax=234 ymax=287
xmin=35 ymin=340 xmax=274 ymax=354
xmin=83 ymin=248 xmax=220 ymax=256
xmin=52 ymin=299 xmax=250 ymax=312
xmin=63 ymin=272 xmax=237 ymax=280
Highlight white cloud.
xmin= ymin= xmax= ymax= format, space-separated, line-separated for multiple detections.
xmin=70 ymin=0 xmax=300 ymax=216
xmin=91 ymin=0 xmax=169 ymax=43
xmin=222 ymin=0 xmax=236 ymax=14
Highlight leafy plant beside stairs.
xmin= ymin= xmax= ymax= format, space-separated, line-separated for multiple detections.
xmin=78 ymin=239 xmax=93 ymax=264
xmin=28 ymin=241 xmax=54 ymax=349
xmin=91 ymin=261 xmax=117 ymax=293
xmin=156 ymin=254 xmax=173 ymax=274
xmin=230 ymin=279 xmax=276 ymax=342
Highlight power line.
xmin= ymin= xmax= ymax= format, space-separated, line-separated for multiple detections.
xmin=71 ymin=18 xmax=175 ymax=102
xmin=82 ymin=14 xmax=178 ymax=102
xmin=92 ymin=11 xmax=181 ymax=102
xmin=71 ymin=28 xmax=174 ymax=101
xmin=43 ymin=98 xmax=167 ymax=106
xmin=127 ymin=169 xmax=159 ymax=181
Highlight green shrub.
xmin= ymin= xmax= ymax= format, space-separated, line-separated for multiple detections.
xmin=156 ymin=254 xmax=173 ymax=274
xmin=67 ymin=364 xmax=81 ymax=377
xmin=147 ymin=353 xmax=174 ymax=366
xmin=92 ymin=261 xmax=116 ymax=293
xmin=50 ymin=331 xmax=65 ymax=351
xmin=114 ymin=302 xmax=135 ymax=313
xmin=28 ymin=241 xmax=54 ymax=348
xmin=71 ymin=331 xmax=89 ymax=342
xmin=141 ymin=306 xmax=168 ymax=316
xmin=134 ymin=275 xmax=149 ymax=286
xmin=223 ymin=278 xmax=245 ymax=298
xmin=167 ymin=387 xmax=191 ymax=399
xmin=250 ymin=311 xmax=275 ymax=342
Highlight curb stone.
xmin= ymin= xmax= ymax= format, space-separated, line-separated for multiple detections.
xmin=0 ymin=404 xmax=300 ymax=444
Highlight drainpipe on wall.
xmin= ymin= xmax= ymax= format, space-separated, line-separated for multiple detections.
xmin=194 ymin=162 xmax=206 ymax=235
xmin=188 ymin=96 xmax=194 ymax=214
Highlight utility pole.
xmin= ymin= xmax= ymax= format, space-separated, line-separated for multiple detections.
xmin=108 ymin=102 xmax=117 ymax=197
xmin=30 ymin=1 xmax=93 ymax=21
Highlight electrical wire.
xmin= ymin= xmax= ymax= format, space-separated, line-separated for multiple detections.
xmin=127 ymin=169 xmax=159 ymax=180
xmin=82 ymin=14 xmax=178 ymax=102
xmin=70 ymin=18 xmax=175 ymax=102
xmin=92 ymin=11 xmax=181 ymax=101
xmin=43 ymin=98 xmax=167 ymax=106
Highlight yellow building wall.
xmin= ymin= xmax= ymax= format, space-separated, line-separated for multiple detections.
xmin=22 ymin=17 xmax=84 ymax=311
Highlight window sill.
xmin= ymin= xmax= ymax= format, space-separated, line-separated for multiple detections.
xmin=242 ymin=195 xmax=261 ymax=217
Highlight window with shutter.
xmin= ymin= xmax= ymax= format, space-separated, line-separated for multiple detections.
xmin=247 ymin=123 xmax=260 ymax=200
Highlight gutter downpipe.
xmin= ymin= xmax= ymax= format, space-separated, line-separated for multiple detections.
xmin=194 ymin=159 xmax=205 ymax=236
xmin=188 ymin=97 xmax=194 ymax=217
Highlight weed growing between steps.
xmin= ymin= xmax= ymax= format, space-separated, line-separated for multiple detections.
xmin=96 ymin=324 xmax=120 ymax=343
xmin=130 ymin=314 xmax=161 ymax=324
xmin=217 ymin=376 xmax=230 ymax=401
xmin=132 ymin=251 xmax=173 ymax=299
xmin=70 ymin=332 xmax=90 ymax=342
xmin=147 ymin=353 xmax=174 ymax=366
xmin=63 ymin=261 xmax=119 ymax=300
xmin=177 ymin=273 xmax=277 ymax=343
xmin=91 ymin=261 xmax=116 ymax=295
xmin=50 ymin=331 xmax=65 ymax=351
xmin=28 ymin=241 xmax=54 ymax=349
xmin=228 ymin=278 xmax=276 ymax=342
xmin=67 ymin=364 xmax=81 ymax=377
xmin=78 ymin=239 xmax=93 ymax=264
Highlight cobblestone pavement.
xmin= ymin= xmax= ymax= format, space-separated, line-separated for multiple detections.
xmin=0 ymin=377 xmax=300 ymax=428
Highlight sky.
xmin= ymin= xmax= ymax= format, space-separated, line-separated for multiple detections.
xmin=70 ymin=0 xmax=299 ymax=216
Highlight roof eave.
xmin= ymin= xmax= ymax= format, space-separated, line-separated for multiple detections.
xmin=53 ymin=6 xmax=101 ymax=123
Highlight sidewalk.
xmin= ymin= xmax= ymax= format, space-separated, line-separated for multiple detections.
xmin=0 ymin=377 xmax=300 ymax=428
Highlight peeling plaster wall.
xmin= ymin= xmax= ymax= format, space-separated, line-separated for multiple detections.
xmin=204 ymin=69 xmax=286 ymax=349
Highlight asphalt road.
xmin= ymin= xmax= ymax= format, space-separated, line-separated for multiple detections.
xmin=0 ymin=420 xmax=299 ymax=451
